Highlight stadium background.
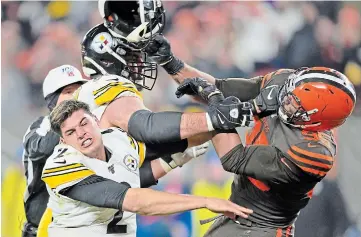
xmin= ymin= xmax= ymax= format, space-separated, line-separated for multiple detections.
xmin=1 ymin=1 xmax=361 ymax=237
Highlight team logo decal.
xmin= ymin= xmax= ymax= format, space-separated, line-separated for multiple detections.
xmin=91 ymin=32 xmax=113 ymax=54
xmin=123 ymin=154 xmax=138 ymax=172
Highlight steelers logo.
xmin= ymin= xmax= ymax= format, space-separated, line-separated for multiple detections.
xmin=91 ymin=32 xmax=113 ymax=54
xmin=123 ymin=154 xmax=138 ymax=172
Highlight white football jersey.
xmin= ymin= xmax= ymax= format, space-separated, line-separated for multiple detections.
xmin=74 ymin=75 xmax=142 ymax=120
xmin=41 ymin=128 xmax=146 ymax=237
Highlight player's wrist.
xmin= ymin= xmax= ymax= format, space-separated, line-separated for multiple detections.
xmin=205 ymin=113 xmax=215 ymax=131
xmin=162 ymin=56 xmax=185 ymax=75
xmin=159 ymin=155 xmax=178 ymax=173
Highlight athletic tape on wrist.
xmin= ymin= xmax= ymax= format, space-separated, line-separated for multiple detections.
xmin=159 ymin=158 xmax=175 ymax=173
xmin=206 ymin=113 xmax=215 ymax=131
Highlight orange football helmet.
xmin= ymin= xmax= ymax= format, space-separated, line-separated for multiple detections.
xmin=278 ymin=67 xmax=356 ymax=131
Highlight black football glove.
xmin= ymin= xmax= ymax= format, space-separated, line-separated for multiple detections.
xmin=250 ymin=85 xmax=280 ymax=118
xmin=176 ymin=77 xmax=224 ymax=103
xmin=207 ymin=96 xmax=254 ymax=130
xmin=145 ymin=35 xmax=184 ymax=75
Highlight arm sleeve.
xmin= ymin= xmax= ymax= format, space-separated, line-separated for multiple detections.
xmin=139 ymin=160 xmax=158 ymax=188
xmin=215 ymin=76 xmax=262 ymax=101
xmin=128 ymin=110 xmax=183 ymax=144
xmin=220 ymin=144 xmax=303 ymax=185
xmin=23 ymin=116 xmax=60 ymax=162
xmin=60 ymin=175 xmax=130 ymax=210
xmin=144 ymin=139 xmax=188 ymax=160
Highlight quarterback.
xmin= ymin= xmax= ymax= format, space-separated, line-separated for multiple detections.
xmin=40 ymin=100 xmax=252 ymax=237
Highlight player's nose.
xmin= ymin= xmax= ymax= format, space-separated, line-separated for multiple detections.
xmin=76 ymin=127 xmax=86 ymax=140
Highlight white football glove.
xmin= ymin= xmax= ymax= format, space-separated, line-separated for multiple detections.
xmin=160 ymin=142 xmax=209 ymax=173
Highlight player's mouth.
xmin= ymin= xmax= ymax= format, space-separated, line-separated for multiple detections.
xmin=81 ymin=138 xmax=93 ymax=148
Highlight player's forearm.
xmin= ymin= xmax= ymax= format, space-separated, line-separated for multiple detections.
xmin=138 ymin=158 xmax=173 ymax=188
xmin=171 ymin=63 xmax=216 ymax=85
xmin=212 ymin=130 xmax=241 ymax=158
xmin=150 ymin=159 xmax=167 ymax=181
xmin=180 ymin=113 xmax=211 ymax=139
xmin=123 ymin=188 xmax=206 ymax=216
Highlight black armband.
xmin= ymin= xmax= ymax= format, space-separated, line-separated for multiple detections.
xmin=163 ymin=56 xmax=184 ymax=75
xmin=128 ymin=110 xmax=182 ymax=144
xmin=221 ymin=144 xmax=245 ymax=173
xmin=139 ymin=161 xmax=158 ymax=188
xmin=213 ymin=129 xmax=238 ymax=136
xmin=145 ymin=139 xmax=188 ymax=160
xmin=163 ymin=56 xmax=185 ymax=75
xmin=60 ymin=175 xmax=130 ymax=210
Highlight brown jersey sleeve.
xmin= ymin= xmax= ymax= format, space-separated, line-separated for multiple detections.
xmin=220 ymin=144 xmax=303 ymax=186
xmin=214 ymin=69 xmax=295 ymax=101
xmin=286 ymin=141 xmax=334 ymax=178
xmin=215 ymin=76 xmax=262 ymax=101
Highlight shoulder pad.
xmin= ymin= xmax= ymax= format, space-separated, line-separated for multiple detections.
xmin=261 ymin=69 xmax=295 ymax=89
xmin=46 ymin=144 xmax=85 ymax=166
xmin=92 ymin=76 xmax=142 ymax=106
xmin=42 ymin=144 xmax=94 ymax=190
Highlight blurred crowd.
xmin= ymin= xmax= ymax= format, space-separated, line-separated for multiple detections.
xmin=1 ymin=1 xmax=361 ymax=237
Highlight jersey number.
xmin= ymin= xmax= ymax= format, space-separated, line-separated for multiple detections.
xmin=107 ymin=211 xmax=126 ymax=234
xmin=56 ymin=148 xmax=68 ymax=158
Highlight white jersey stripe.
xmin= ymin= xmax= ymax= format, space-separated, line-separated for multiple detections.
xmin=42 ymin=167 xmax=89 ymax=178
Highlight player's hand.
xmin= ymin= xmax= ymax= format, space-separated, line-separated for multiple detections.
xmin=205 ymin=197 xmax=253 ymax=219
xmin=171 ymin=142 xmax=209 ymax=167
xmin=176 ymin=77 xmax=224 ymax=103
xmin=207 ymin=96 xmax=254 ymax=130
xmin=251 ymin=85 xmax=280 ymax=118
xmin=145 ymin=35 xmax=173 ymax=65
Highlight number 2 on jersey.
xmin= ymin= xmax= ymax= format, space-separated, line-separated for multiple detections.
xmin=107 ymin=211 xmax=126 ymax=234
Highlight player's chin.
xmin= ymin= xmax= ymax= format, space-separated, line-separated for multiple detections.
xmin=82 ymin=147 xmax=97 ymax=159
xmin=80 ymin=138 xmax=98 ymax=156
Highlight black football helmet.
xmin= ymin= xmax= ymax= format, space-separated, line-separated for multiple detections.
xmin=81 ymin=23 xmax=157 ymax=90
xmin=98 ymin=0 xmax=166 ymax=50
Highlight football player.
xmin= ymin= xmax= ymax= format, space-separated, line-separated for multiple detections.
xmin=22 ymin=65 xmax=87 ymax=237
xmin=175 ymin=67 xmax=356 ymax=237
xmin=97 ymin=0 xmax=274 ymax=122
xmin=40 ymin=100 xmax=253 ymax=237
xmin=31 ymin=65 xmax=209 ymax=237
xmin=76 ymin=23 xmax=253 ymax=155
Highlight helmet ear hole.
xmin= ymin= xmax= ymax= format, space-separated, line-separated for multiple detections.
xmin=328 ymin=89 xmax=334 ymax=94
xmin=304 ymin=88 xmax=311 ymax=91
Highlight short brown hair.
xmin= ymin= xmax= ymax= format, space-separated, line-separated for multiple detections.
xmin=50 ymin=100 xmax=91 ymax=136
